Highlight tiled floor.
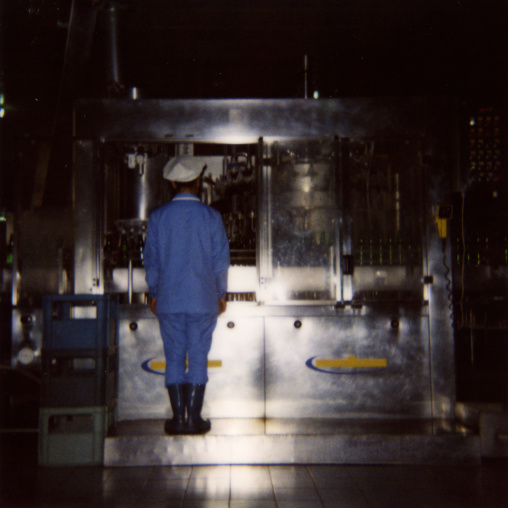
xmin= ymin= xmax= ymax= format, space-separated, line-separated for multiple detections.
xmin=1 ymin=433 xmax=508 ymax=507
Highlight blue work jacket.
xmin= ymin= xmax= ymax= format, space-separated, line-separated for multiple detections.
xmin=144 ymin=193 xmax=230 ymax=315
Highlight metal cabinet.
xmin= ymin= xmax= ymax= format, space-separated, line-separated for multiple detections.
xmin=265 ymin=313 xmax=432 ymax=419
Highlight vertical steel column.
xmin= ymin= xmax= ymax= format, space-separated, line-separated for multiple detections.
xmin=73 ymin=140 xmax=103 ymax=294
xmin=337 ymin=137 xmax=352 ymax=303
xmin=424 ymin=103 xmax=458 ymax=420
xmin=257 ymin=137 xmax=269 ymax=303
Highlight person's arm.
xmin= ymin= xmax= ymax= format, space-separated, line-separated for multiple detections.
xmin=212 ymin=212 xmax=230 ymax=309
xmin=144 ymin=213 xmax=160 ymax=309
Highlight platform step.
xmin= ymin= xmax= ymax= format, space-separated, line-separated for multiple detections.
xmin=104 ymin=419 xmax=481 ymax=466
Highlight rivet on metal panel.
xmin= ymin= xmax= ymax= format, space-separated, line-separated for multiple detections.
xmin=20 ymin=315 xmax=33 ymax=325
xmin=129 ymin=322 xmax=138 ymax=331
xmin=227 ymin=321 xmax=235 ymax=329
xmin=294 ymin=320 xmax=302 ymax=329
xmin=390 ymin=318 xmax=400 ymax=329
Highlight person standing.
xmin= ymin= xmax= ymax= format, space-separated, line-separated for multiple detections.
xmin=144 ymin=156 xmax=230 ymax=435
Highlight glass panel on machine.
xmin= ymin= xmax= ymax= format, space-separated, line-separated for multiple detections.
xmin=101 ymin=142 xmax=259 ymax=303
xmin=263 ymin=140 xmax=337 ymax=303
xmin=348 ymin=139 xmax=425 ymax=302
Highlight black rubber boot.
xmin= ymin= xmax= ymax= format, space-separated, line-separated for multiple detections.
xmin=164 ymin=384 xmax=186 ymax=435
xmin=184 ymin=384 xmax=211 ymax=434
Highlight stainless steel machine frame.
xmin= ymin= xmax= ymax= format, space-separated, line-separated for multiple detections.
xmin=12 ymin=98 xmax=458 ymax=424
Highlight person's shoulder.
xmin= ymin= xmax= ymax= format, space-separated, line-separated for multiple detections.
xmin=202 ymin=203 xmax=223 ymax=219
xmin=149 ymin=201 xmax=174 ymax=221
xmin=152 ymin=202 xmax=172 ymax=215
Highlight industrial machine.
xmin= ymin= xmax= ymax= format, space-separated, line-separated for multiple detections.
xmin=4 ymin=0 xmax=507 ymax=464
xmin=9 ymin=97 xmax=461 ymax=429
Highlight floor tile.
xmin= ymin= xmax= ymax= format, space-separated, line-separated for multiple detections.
xmin=269 ymin=465 xmax=315 ymax=488
xmin=276 ymin=502 xmax=324 ymax=508
xmin=231 ymin=470 xmax=273 ymax=495
xmin=103 ymin=476 xmax=148 ymax=492
xmin=2 ymin=432 xmax=508 ymax=508
xmin=101 ymin=486 xmax=144 ymax=504
xmin=322 ymin=498 xmax=372 ymax=508
xmin=230 ymin=485 xmax=275 ymax=501
xmin=136 ymin=486 xmax=186 ymax=504
xmin=273 ymin=486 xmax=322 ymax=503
xmin=144 ymin=477 xmax=190 ymax=491
xmin=231 ymin=465 xmax=272 ymax=480
xmin=189 ymin=465 xmax=231 ymax=479
xmin=149 ymin=465 xmax=193 ymax=480
xmin=180 ymin=501 xmax=230 ymax=508
xmin=309 ymin=466 xmax=357 ymax=489
xmin=230 ymin=501 xmax=277 ymax=508
xmin=184 ymin=477 xmax=231 ymax=501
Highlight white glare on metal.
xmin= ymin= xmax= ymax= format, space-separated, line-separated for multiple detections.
xmin=268 ymin=281 xmax=287 ymax=301
xmin=0 ymin=94 xmax=4 ymax=105
xmin=135 ymin=153 xmax=146 ymax=166
xmin=227 ymin=266 xmax=257 ymax=292
xmin=313 ymin=90 xmax=319 ymax=99
xmin=469 ymin=117 xmax=475 ymax=126
xmin=214 ymin=130 xmax=257 ymax=144
xmin=0 ymin=108 xmax=4 ymax=118
xmin=127 ymin=153 xmax=137 ymax=169
xmin=18 ymin=347 xmax=35 ymax=365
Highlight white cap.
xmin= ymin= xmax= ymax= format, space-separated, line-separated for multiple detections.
xmin=163 ymin=156 xmax=206 ymax=182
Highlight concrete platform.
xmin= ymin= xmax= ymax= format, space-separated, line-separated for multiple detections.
xmin=104 ymin=418 xmax=481 ymax=466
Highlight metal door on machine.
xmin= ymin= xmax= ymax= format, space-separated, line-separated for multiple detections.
xmin=258 ymin=139 xmax=339 ymax=304
xmin=117 ymin=314 xmax=264 ymax=420
xmin=118 ymin=315 xmax=166 ymax=420
xmin=342 ymin=138 xmax=427 ymax=304
xmin=205 ymin=315 xmax=264 ymax=418
xmin=265 ymin=315 xmax=432 ymax=419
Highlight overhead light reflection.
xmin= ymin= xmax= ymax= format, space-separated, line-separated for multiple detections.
xmin=268 ymin=281 xmax=288 ymax=301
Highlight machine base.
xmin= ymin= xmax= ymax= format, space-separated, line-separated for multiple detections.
xmin=104 ymin=418 xmax=481 ymax=466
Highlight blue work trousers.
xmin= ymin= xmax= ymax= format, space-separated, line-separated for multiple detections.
xmin=158 ymin=313 xmax=218 ymax=385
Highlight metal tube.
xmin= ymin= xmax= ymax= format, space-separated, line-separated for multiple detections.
xmin=104 ymin=4 xmax=122 ymax=89
xmin=128 ymin=258 xmax=133 ymax=304
xmin=395 ymin=173 xmax=400 ymax=233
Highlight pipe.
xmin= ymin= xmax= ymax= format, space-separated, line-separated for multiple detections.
xmin=102 ymin=3 xmax=123 ymax=93
xmin=128 ymin=258 xmax=133 ymax=304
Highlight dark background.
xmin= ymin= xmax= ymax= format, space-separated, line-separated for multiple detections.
xmin=1 ymin=0 xmax=507 ymax=207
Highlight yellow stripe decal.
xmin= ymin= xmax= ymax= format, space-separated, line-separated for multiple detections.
xmin=150 ymin=360 xmax=166 ymax=371
xmin=150 ymin=360 xmax=222 ymax=369
xmin=315 ymin=356 xmax=387 ymax=368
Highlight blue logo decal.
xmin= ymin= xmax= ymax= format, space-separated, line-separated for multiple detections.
xmin=141 ymin=358 xmax=165 ymax=376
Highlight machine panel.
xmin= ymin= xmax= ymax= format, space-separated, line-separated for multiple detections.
xmin=117 ymin=314 xmax=166 ymax=420
xmin=8 ymin=98 xmax=459 ymax=427
xmin=265 ymin=313 xmax=432 ymax=419
xmin=117 ymin=312 xmax=264 ymax=420
xmin=205 ymin=315 xmax=264 ymax=418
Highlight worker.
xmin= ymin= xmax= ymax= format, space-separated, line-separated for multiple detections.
xmin=144 ymin=156 xmax=230 ymax=435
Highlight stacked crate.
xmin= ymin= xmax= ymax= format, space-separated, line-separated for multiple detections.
xmin=39 ymin=295 xmax=118 ymax=466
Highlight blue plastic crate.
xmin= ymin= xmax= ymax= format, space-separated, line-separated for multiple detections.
xmin=41 ymin=348 xmax=118 ymax=408
xmin=43 ymin=295 xmax=118 ymax=350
